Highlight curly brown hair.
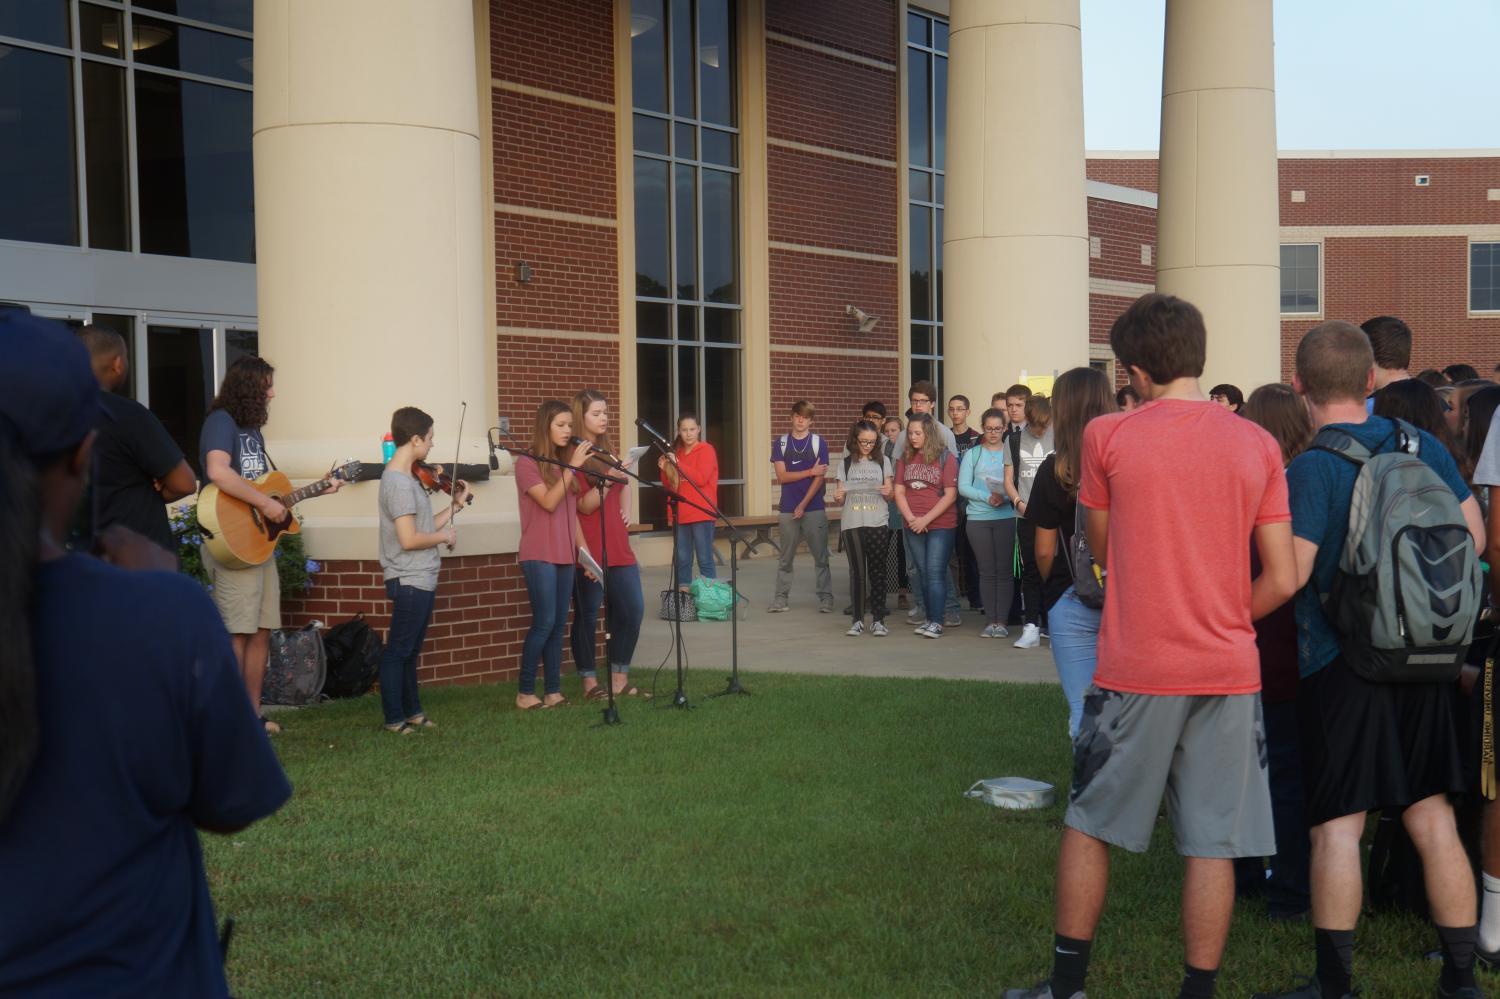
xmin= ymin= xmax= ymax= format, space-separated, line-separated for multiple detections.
xmin=209 ymin=356 xmax=274 ymax=428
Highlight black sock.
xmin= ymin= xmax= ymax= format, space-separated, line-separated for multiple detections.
xmin=1314 ymin=928 xmax=1354 ymax=997
xmin=1178 ymin=963 xmax=1218 ymax=999
xmin=1436 ymin=923 xmax=1478 ymax=991
xmin=1049 ymin=933 xmax=1092 ymax=998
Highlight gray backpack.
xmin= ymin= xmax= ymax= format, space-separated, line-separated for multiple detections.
xmin=1313 ymin=419 xmax=1481 ymax=683
xmin=1063 ymin=501 xmax=1105 ymax=610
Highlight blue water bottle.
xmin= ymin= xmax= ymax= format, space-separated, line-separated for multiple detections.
xmin=381 ymin=432 xmax=395 ymax=464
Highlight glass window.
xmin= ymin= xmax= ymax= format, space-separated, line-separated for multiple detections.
xmin=79 ymin=3 xmax=123 ymax=57
xmin=131 ymin=15 xmax=253 ymax=85
xmin=225 ymin=327 xmax=258 ymax=367
xmin=0 ymin=1 xmax=70 ymax=47
xmin=1473 ymin=243 xmax=1500 ymax=312
xmin=147 ymin=324 xmax=215 ymax=474
xmin=135 ymin=72 xmax=254 ymax=262
xmin=132 ymin=0 xmax=254 ymax=34
xmin=1279 ymin=243 xmax=1319 ymax=314
xmin=632 ymin=0 xmax=741 ymax=519
xmin=82 ymin=61 xmax=130 ymax=251
xmin=907 ymin=12 xmax=946 ymax=396
xmin=0 ymin=46 xmax=77 ymax=246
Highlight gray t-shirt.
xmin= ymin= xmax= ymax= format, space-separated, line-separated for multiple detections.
xmin=834 ymin=454 xmax=893 ymax=531
xmin=1004 ymin=425 xmax=1055 ymax=503
xmin=379 ymin=468 xmax=440 ymax=590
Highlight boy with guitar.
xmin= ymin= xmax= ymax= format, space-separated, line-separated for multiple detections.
xmin=200 ymin=356 xmax=342 ymax=734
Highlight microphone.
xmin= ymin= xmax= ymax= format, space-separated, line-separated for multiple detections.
xmin=570 ymin=436 xmax=625 ymax=467
xmin=635 ymin=417 xmax=669 ymax=447
xmin=487 ymin=428 xmax=502 ymax=470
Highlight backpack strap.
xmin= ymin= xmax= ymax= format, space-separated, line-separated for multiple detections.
xmin=1310 ymin=425 xmax=1372 ymax=468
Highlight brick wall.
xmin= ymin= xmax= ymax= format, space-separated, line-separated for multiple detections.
xmin=1087 ymin=197 xmax=1156 ymax=287
xmin=281 ymin=553 xmax=598 ymax=688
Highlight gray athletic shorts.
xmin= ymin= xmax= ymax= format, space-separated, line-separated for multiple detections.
xmin=1064 ymin=685 xmax=1274 ymax=857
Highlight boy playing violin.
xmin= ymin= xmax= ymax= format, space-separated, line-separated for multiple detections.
xmin=378 ymin=406 xmax=470 ymax=734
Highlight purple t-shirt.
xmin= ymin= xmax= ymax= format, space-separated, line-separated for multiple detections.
xmin=515 ymin=455 xmax=578 ymax=565
xmin=772 ymin=432 xmax=828 ymax=513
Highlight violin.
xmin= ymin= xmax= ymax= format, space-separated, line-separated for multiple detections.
xmin=412 ymin=461 xmax=474 ymax=505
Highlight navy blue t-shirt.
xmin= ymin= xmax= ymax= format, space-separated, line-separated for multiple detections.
xmin=200 ymin=408 xmax=269 ymax=481
xmin=0 ymin=555 xmax=291 ymax=996
xmin=1286 ymin=416 xmax=1472 ymax=678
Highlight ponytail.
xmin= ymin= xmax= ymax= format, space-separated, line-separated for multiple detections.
xmin=0 ymin=427 xmax=40 ymax=821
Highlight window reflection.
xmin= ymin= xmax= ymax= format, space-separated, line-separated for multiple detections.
xmin=134 ymin=0 xmax=254 ymax=33
xmin=135 ymin=72 xmax=254 ymax=262
xmin=83 ymin=62 xmax=130 ymax=251
xmin=0 ymin=1 xmax=69 ymax=47
xmin=147 ymin=325 xmax=215 ymax=475
xmin=0 ymin=46 xmax=77 ymax=246
xmin=132 ymin=15 xmax=253 ymax=85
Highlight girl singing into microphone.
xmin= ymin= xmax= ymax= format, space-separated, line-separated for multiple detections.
xmin=658 ymin=412 xmax=719 ymax=591
xmin=514 ymin=400 xmax=594 ymax=710
xmin=569 ymin=390 xmax=648 ymax=699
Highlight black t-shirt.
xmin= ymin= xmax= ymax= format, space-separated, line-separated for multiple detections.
xmin=1024 ymin=453 xmax=1076 ymax=550
xmin=92 ymin=392 xmax=187 ymax=552
xmin=953 ymin=427 xmax=981 ymax=456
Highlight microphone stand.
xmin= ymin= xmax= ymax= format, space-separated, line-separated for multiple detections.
xmin=636 ymin=421 xmax=753 ymax=701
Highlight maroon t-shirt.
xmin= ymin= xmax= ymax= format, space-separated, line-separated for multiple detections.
xmin=896 ymin=452 xmax=958 ymax=530
xmin=574 ymin=474 xmax=637 ymax=568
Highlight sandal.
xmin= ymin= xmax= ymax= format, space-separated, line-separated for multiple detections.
xmin=543 ymin=697 xmax=573 ymax=709
xmin=615 ymin=684 xmax=652 ymax=700
xmin=260 ymin=714 xmax=282 ymax=735
xmin=384 ymin=722 xmax=417 ymax=735
xmin=584 ymin=686 xmax=609 ymax=702
xmin=517 ymin=700 xmax=546 ymax=711
xmin=405 ymin=714 xmax=438 ymax=729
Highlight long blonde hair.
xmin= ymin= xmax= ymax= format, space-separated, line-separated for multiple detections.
xmin=903 ymin=413 xmax=945 ymax=465
xmin=530 ymin=400 xmax=572 ymax=485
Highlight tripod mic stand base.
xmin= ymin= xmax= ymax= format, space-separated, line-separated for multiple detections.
xmin=594 ymin=703 xmax=623 ymax=727
xmin=670 ymin=688 xmax=692 ymax=709
xmin=708 ymin=674 xmax=751 ymax=698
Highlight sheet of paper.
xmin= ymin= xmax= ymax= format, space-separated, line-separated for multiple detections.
xmin=626 ymin=445 xmax=651 ymax=472
xmin=983 ymin=476 xmax=1007 ymax=495
xmin=577 ymin=546 xmax=604 ymax=579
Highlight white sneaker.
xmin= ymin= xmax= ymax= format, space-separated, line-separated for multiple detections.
xmin=921 ymin=622 xmax=943 ymax=639
xmin=980 ymin=623 xmax=998 ymax=639
xmin=1014 ymin=623 xmax=1041 ymax=649
xmin=913 ymin=622 xmax=930 ymax=635
xmin=846 ymin=620 xmax=864 ymax=637
xmin=906 ymin=607 xmax=924 ymax=622
xmin=871 ymin=620 xmax=888 ymax=637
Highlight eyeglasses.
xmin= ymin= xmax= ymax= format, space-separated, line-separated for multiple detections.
xmin=910 ymin=397 xmax=931 ymax=405
xmin=857 ymin=438 xmax=878 ymax=446
xmin=983 ymin=425 xmax=1004 ymax=433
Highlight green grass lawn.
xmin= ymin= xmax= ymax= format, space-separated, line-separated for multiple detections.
xmin=208 ymin=671 xmax=1451 ymax=997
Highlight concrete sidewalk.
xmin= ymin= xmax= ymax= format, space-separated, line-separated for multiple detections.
xmin=631 ymin=547 xmax=1061 ymax=686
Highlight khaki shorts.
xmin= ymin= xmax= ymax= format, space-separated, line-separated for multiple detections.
xmin=1064 ymin=685 xmax=1274 ymax=857
xmin=202 ymin=545 xmax=281 ymax=634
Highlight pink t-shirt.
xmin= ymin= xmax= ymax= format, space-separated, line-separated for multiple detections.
xmin=515 ymin=455 xmax=578 ymax=565
xmin=1078 ymin=399 xmax=1290 ymax=696
xmin=896 ymin=452 xmax=959 ymax=530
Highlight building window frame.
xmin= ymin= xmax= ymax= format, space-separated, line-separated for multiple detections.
xmin=1279 ymin=241 xmax=1322 ymax=318
xmin=0 ymin=0 xmax=254 ymax=260
xmin=1470 ymin=239 xmax=1500 ymax=316
xmin=906 ymin=7 xmax=946 ymax=397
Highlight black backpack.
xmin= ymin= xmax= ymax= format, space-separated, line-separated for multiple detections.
xmin=321 ymin=614 xmax=383 ymax=699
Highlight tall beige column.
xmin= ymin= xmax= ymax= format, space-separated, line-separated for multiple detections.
xmin=1156 ymin=0 xmax=1280 ymax=390
xmin=943 ymin=0 xmax=1089 ymax=403
xmin=253 ymin=0 xmax=513 ymax=557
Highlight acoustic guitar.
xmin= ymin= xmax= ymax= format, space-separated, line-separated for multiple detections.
xmin=198 ymin=460 xmax=362 ymax=569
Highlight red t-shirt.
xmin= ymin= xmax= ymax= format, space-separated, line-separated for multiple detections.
xmin=896 ymin=452 xmax=959 ymax=530
xmin=515 ymin=455 xmax=578 ymax=565
xmin=573 ymin=472 xmax=637 ymax=567
xmin=667 ymin=441 xmax=718 ymax=525
xmin=1078 ymin=399 xmax=1290 ymax=696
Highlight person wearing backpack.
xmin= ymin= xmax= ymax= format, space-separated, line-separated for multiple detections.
xmin=1024 ymin=368 xmax=1115 ymax=737
xmin=957 ymin=407 xmax=1017 ymax=639
xmin=768 ymin=401 xmax=832 ymax=613
xmin=833 ymin=420 xmax=893 ymax=636
xmin=894 ymin=414 xmax=959 ymax=639
xmin=1252 ymin=321 xmax=1488 ymax=999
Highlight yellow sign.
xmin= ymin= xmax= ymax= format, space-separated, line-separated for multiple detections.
xmin=1024 ymin=375 xmax=1054 ymax=397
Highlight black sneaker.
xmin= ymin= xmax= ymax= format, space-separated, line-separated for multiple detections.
xmin=1002 ymin=984 xmax=1084 ymax=999
xmin=1436 ymin=982 xmax=1485 ymax=999
xmin=1477 ymin=943 xmax=1500 ymax=971
xmin=1252 ymin=977 xmax=1358 ymax=999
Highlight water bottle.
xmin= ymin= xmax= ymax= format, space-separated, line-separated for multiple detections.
xmin=381 ymin=432 xmax=395 ymax=464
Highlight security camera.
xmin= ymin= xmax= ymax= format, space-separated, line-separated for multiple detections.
xmin=846 ymin=304 xmax=879 ymax=334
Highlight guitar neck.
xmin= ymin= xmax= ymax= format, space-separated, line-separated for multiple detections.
xmin=281 ymin=478 xmax=331 ymax=509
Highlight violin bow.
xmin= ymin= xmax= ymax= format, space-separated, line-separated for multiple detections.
xmin=448 ymin=400 xmax=468 ymax=549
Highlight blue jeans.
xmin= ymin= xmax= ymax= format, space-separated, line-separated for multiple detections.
xmin=1048 ymin=586 xmax=1101 ymax=738
xmin=903 ymin=527 xmax=960 ymax=617
xmin=674 ymin=521 xmax=717 ymax=585
xmin=1233 ymin=700 xmax=1312 ymax=917
xmin=380 ymin=579 xmax=436 ymax=726
xmin=520 ymin=560 xmax=575 ymax=696
xmin=570 ymin=562 xmax=644 ymax=678
xmin=904 ymin=526 xmax=956 ymax=626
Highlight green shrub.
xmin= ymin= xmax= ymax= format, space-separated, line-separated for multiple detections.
xmin=170 ymin=502 xmax=321 ymax=593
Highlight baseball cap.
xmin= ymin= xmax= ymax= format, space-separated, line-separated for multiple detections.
xmin=0 ymin=307 xmax=100 ymax=457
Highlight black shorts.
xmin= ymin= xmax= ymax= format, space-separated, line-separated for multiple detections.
xmin=1297 ymin=654 xmax=1465 ymax=827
